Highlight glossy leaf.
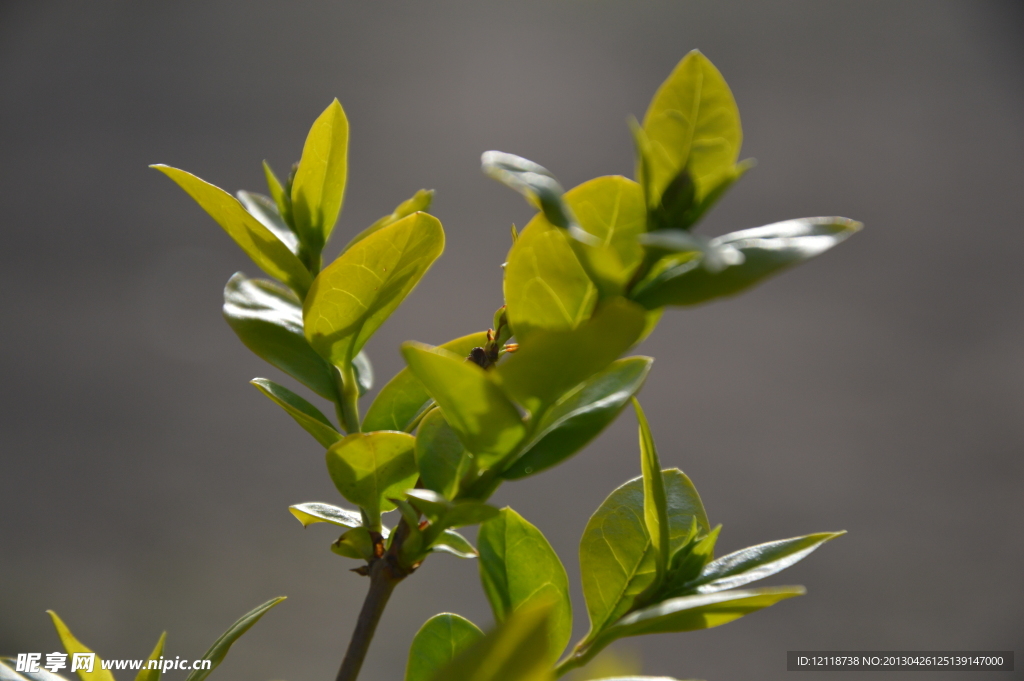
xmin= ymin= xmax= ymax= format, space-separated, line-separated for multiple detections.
xmin=478 ymin=509 xmax=572 ymax=664
xmin=345 ymin=189 xmax=434 ymax=253
xmin=237 ymin=190 xmax=300 ymax=256
xmin=183 ymin=597 xmax=286 ymax=681
xmin=406 ymin=490 xmax=500 ymax=528
xmin=326 ymin=432 xmax=418 ymax=530
xmin=495 ymin=299 xmax=647 ymax=415
xmin=631 ymin=217 xmax=861 ymax=309
xmin=687 ymin=531 xmax=844 ymax=595
xmin=482 ymin=151 xmax=572 ymax=229
xmin=223 ymin=273 xmax=336 ymax=399
xmin=352 ymin=350 xmax=374 ymax=396
xmin=304 ymin=212 xmax=444 ymax=367
xmin=134 ymin=632 xmax=166 ymax=681
xmin=599 ymin=586 xmax=804 ymax=640
xmin=502 ymin=357 xmax=653 ymax=479
xmin=579 ymin=470 xmax=709 ymax=641
xmin=46 ymin=612 xmax=115 ymax=681
xmin=251 ymin=378 xmax=341 ymax=447
xmin=563 ymin=176 xmax=647 ymax=297
xmin=640 ymin=50 xmax=742 ymax=205
xmin=431 ymin=529 xmax=478 ymax=558
xmin=428 ymin=601 xmax=554 ymax=681
xmin=0 ymin=660 xmax=35 ymax=681
xmin=406 ymin=614 xmax=484 ymax=681
xmin=288 ymin=501 xmax=363 ymax=529
xmin=634 ymin=399 xmax=669 ymax=581
xmin=291 ymin=99 xmax=349 ymax=252
xmin=402 ymin=343 xmax=525 ymax=467
xmin=415 ymin=408 xmax=471 ymax=499
xmin=503 ymin=211 xmax=596 ymax=342
xmin=152 ymin=165 xmax=311 ymax=296
xmin=364 ymin=331 xmax=488 ymax=432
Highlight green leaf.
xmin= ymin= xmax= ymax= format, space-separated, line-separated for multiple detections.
xmin=599 ymin=586 xmax=804 ymax=640
xmin=237 ymin=190 xmax=300 ymax=256
xmin=151 ymin=165 xmax=312 ymax=297
xmin=660 ymin=525 xmax=721 ymax=596
xmin=288 ymin=501 xmax=363 ymax=529
xmin=262 ymin=160 xmax=291 ymax=228
xmin=685 ymin=531 xmax=845 ymax=595
xmin=640 ymin=50 xmax=742 ymax=206
xmin=183 ymin=597 xmax=286 ymax=681
xmin=478 ymin=508 xmax=572 ymax=665
xmin=563 ymin=176 xmax=647 ymax=298
xmin=291 ymin=99 xmax=349 ymax=252
xmin=332 ymin=526 xmax=377 ymax=561
xmin=46 ymin=611 xmax=115 ymax=681
xmin=495 ymin=299 xmax=647 ymax=415
xmin=251 ymin=378 xmax=341 ymax=447
xmin=326 ymin=431 xmax=418 ymax=530
xmin=631 ymin=218 xmax=862 ymax=309
xmin=428 ymin=601 xmax=554 ymax=681
xmin=223 ymin=273 xmax=337 ymax=399
xmin=401 ymin=342 xmax=525 ymax=468
xmin=502 ymin=357 xmax=653 ymax=480
xmin=406 ymin=490 xmax=500 ymax=528
xmin=503 ymin=210 xmax=597 ymax=343
xmin=364 ymin=331 xmax=488 ymax=432
xmin=406 ymin=614 xmax=485 ymax=681
xmin=633 ymin=399 xmax=669 ymax=581
xmin=579 ymin=470 xmax=709 ymax=641
xmin=134 ymin=632 xmax=166 ymax=681
xmin=415 ymin=408 xmax=472 ymax=499
xmin=431 ymin=529 xmax=478 ymax=558
xmin=345 ymin=189 xmax=435 ymax=253
xmin=304 ymin=212 xmax=444 ymax=367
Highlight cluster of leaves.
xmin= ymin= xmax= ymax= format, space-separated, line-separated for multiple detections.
xmin=27 ymin=50 xmax=857 ymax=681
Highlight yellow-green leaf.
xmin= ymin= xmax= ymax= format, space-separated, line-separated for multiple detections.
xmin=152 ymin=165 xmax=312 ymax=296
xmin=291 ymin=99 xmax=349 ymax=252
xmin=641 ymin=50 xmax=742 ymax=206
xmin=503 ymin=212 xmax=596 ymax=342
xmin=183 ymin=598 xmax=285 ymax=681
xmin=345 ymin=189 xmax=434 ymax=253
xmin=402 ymin=342 xmax=525 ymax=468
xmin=326 ymin=431 xmax=418 ymax=531
xmin=364 ymin=331 xmax=488 ymax=433
xmin=134 ymin=632 xmax=165 ymax=681
xmin=563 ymin=176 xmax=647 ymax=298
xmin=494 ymin=299 xmax=647 ymax=416
xmin=415 ymin=408 xmax=472 ymax=499
xmin=46 ymin=611 xmax=115 ymax=681
xmin=304 ymin=212 xmax=444 ymax=367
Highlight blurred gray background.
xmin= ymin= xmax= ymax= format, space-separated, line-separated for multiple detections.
xmin=2 ymin=1 xmax=1022 ymax=680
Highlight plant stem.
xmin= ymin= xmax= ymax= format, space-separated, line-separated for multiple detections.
xmin=553 ymin=638 xmax=608 ymax=678
xmin=335 ymin=558 xmax=399 ymax=681
xmin=335 ymin=362 xmax=361 ymax=433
